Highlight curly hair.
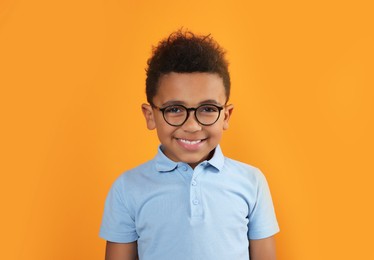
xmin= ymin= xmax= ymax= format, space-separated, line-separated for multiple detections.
xmin=145 ymin=30 xmax=230 ymax=105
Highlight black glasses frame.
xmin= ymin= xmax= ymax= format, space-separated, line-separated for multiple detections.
xmin=152 ymin=104 xmax=224 ymax=126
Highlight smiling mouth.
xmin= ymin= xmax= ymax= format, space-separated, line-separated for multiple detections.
xmin=177 ymin=138 xmax=205 ymax=145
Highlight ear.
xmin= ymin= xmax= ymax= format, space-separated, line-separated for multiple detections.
xmin=141 ymin=103 xmax=156 ymax=130
xmin=223 ymin=104 xmax=234 ymax=130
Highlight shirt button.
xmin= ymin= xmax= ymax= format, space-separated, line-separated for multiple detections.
xmin=193 ymin=199 xmax=199 ymax=205
xmin=191 ymin=180 xmax=197 ymax=186
xmin=181 ymin=165 xmax=188 ymax=171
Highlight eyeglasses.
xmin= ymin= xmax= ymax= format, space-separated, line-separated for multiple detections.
xmin=152 ymin=104 xmax=224 ymax=126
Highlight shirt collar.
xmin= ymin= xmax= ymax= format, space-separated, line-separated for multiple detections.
xmin=154 ymin=144 xmax=225 ymax=173
xmin=206 ymin=145 xmax=225 ymax=172
xmin=154 ymin=146 xmax=178 ymax=172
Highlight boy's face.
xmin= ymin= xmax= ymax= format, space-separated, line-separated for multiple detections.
xmin=142 ymin=72 xmax=233 ymax=168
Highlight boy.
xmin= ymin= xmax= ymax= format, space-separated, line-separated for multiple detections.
xmin=100 ymin=30 xmax=279 ymax=260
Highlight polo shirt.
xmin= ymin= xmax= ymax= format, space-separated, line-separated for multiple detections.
xmin=100 ymin=145 xmax=279 ymax=260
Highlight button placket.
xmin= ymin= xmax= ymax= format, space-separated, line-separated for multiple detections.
xmin=190 ymin=166 xmax=203 ymax=218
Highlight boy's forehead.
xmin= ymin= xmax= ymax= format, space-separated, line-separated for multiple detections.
xmin=155 ymin=72 xmax=226 ymax=104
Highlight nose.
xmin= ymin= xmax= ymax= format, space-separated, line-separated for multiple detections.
xmin=181 ymin=110 xmax=202 ymax=132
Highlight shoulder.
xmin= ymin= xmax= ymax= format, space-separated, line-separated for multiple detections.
xmin=219 ymin=156 xmax=271 ymax=194
xmin=223 ymin=157 xmax=265 ymax=180
xmin=105 ymin=158 xmax=159 ymax=209
xmin=111 ymin=159 xmax=157 ymax=191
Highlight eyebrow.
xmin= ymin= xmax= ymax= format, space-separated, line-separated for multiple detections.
xmin=161 ymin=99 xmax=222 ymax=107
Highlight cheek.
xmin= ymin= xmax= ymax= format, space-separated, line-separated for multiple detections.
xmin=155 ymin=121 xmax=175 ymax=138
xmin=210 ymin=124 xmax=225 ymax=138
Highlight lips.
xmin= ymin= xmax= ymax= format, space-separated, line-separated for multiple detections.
xmin=176 ymin=138 xmax=206 ymax=150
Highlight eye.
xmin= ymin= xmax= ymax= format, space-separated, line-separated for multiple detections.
xmin=199 ymin=105 xmax=220 ymax=113
xmin=163 ymin=105 xmax=184 ymax=114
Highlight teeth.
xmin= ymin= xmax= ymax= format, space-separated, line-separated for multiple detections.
xmin=179 ymin=139 xmax=202 ymax=145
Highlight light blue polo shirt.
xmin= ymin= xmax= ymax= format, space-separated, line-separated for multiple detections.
xmin=100 ymin=145 xmax=279 ymax=260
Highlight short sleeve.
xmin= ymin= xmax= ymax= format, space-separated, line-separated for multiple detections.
xmin=247 ymin=170 xmax=279 ymax=240
xmin=99 ymin=177 xmax=139 ymax=243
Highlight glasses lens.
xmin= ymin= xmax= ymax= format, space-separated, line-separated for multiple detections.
xmin=163 ymin=105 xmax=187 ymax=126
xmin=196 ymin=105 xmax=221 ymax=125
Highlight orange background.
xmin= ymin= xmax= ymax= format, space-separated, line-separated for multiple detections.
xmin=1 ymin=0 xmax=373 ymax=259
